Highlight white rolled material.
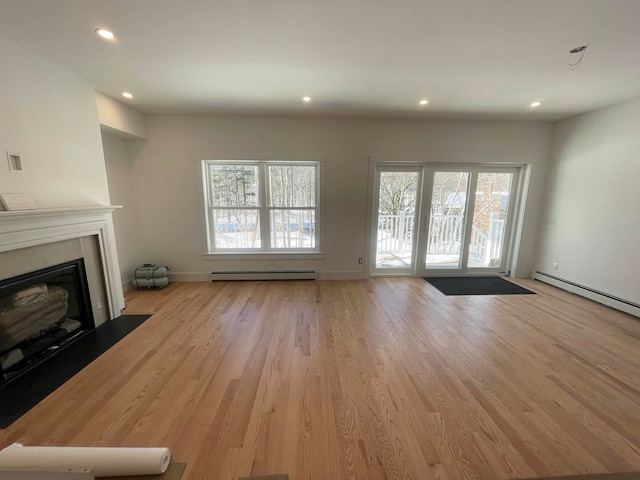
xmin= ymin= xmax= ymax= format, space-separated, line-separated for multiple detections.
xmin=0 ymin=443 xmax=171 ymax=477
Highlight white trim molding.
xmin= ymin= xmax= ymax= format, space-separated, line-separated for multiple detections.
xmin=168 ymin=270 xmax=367 ymax=282
xmin=533 ymin=271 xmax=640 ymax=318
xmin=318 ymin=271 xmax=367 ymax=280
xmin=0 ymin=206 xmax=125 ymax=319
xmin=168 ymin=273 xmax=213 ymax=282
xmin=211 ymin=270 xmax=317 ymax=281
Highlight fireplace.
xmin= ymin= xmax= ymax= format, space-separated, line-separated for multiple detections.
xmin=0 ymin=206 xmax=124 ymax=317
xmin=0 ymin=205 xmax=125 ymax=385
xmin=0 ymin=258 xmax=95 ymax=383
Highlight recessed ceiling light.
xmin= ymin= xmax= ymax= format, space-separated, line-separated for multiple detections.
xmin=95 ymin=28 xmax=115 ymax=40
xmin=530 ymin=101 xmax=541 ymax=108
xmin=122 ymin=92 xmax=133 ymax=99
xmin=419 ymin=99 xmax=429 ymax=105
xmin=302 ymin=96 xmax=311 ymax=103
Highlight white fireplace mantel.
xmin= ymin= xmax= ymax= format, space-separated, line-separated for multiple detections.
xmin=0 ymin=206 xmax=125 ymax=319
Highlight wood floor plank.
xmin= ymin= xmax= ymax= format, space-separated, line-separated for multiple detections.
xmin=1 ymin=278 xmax=640 ymax=479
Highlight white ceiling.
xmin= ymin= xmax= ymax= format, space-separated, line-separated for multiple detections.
xmin=1 ymin=0 xmax=639 ymax=121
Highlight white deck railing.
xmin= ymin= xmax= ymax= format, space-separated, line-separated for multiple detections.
xmin=377 ymin=213 xmax=504 ymax=263
xmin=377 ymin=213 xmax=415 ymax=253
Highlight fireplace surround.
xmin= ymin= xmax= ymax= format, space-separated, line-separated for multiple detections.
xmin=0 ymin=206 xmax=124 ymax=333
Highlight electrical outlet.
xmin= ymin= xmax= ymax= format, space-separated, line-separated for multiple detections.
xmin=552 ymin=263 xmax=558 ymax=270
xmin=96 ymin=295 xmax=104 ymax=308
xmin=358 ymin=257 xmax=363 ymax=264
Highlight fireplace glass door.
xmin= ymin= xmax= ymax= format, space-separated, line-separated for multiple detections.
xmin=0 ymin=258 xmax=94 ymax=382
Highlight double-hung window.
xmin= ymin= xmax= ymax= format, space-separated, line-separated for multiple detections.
xmin=202 ymin=160 xmax=320 ymax=253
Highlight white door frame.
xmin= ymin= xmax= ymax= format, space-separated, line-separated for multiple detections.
xmin=367 ymin=161 xmax=525 ymax=278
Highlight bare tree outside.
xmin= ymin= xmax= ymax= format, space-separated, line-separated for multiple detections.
xmin=269 ymin=165 xmax=316 ymax=208
xmin=378 ymin=172 xmax=417 ymax=217
xmin=269 ymin=165 xmax=316 ymax=248
xmin=210 ymin=165 xmax=258 ymax=207
xmin=376 ymin=172 xmax=419 ymax=268
xmin=210 ymin=165 xmax=260 ymax=248
xmin=471 ymin=173 xmax=512 ymax=233
xmin=206 ymin=163 xmax=318 ymax=250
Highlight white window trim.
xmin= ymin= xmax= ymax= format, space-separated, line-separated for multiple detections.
xmin=201 ymin=159 xmax=323 ymax=256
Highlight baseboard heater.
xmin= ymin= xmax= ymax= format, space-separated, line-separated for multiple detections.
xmin=533 ymin=271 xmax=640 ymax=318
xmin=211 ymin=270 xmax=317 ymax=281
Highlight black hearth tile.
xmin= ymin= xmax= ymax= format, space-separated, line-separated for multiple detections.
xmin=0 ymin=314 xmax=151 ymax=428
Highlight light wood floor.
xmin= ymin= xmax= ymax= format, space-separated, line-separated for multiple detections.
xmin=1 ymin=278 xmax=640 ymax=480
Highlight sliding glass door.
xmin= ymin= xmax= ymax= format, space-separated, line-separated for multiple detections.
xmin=419 ymin=167 xmax=518 ymax=275
xmin=370 ymin=164 xmax=520 ymax=276
xmin=372 ymin=167 xmax=422 ymax=275
xmin=424 ymin=171 xmax=471 ymax=269
xmin=466 ymin=172 xmax=514 ymax=269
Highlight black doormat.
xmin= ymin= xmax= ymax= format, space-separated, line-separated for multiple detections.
xmin=425 ymin=276 xmax=535 ymax=296
xmin=0 ymin=314 xmax=151 ymax=428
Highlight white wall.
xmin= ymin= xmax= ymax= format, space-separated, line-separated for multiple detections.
xmin=102 ymin=132 xmax=141 ymax=287
xmin=535 ymin=97 xmax=640 ymax=305
xmin=0 ymin=38 xmax=111 ymax=208
xmin=122 ymin=115 xmax=552 ymax=279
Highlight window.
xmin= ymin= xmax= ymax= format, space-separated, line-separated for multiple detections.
xmin=202 ymin=161 xmax=320 ymax=253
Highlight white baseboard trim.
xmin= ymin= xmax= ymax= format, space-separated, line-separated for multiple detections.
xmin=168 ymin=272 xmax=212 ymax=282
xmin=533 ymin=271 xmax=640 ymax=318
xmin=166 ymin=271 xmax=368 ymax=282
xmin=318 ymin=271 xmax=368 ymax=280
xmin=212 ymin=270 xmax=317 ymax=281
xmin=122 ymin=278 xmax=134 ymax=292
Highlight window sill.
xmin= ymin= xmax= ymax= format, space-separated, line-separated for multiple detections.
xmin=203 ymin=252 xmax=326 ymax=261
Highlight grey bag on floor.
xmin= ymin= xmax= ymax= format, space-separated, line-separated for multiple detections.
xmin=133 ymin=264 xmax=170 ymax=289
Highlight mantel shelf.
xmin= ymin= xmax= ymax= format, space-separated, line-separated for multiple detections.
xmin=0 ymin=205 xmax=122 ymax=222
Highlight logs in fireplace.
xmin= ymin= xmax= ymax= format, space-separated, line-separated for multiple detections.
xmin=0 ymin=259 xmax=95 ymax=383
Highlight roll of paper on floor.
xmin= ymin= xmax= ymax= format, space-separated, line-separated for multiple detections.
xmin=0 ymin=444 xmax=171 ymax=477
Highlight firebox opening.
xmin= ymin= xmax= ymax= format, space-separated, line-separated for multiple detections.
xmin=0 ymin=258 xmax=95 ymax=384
